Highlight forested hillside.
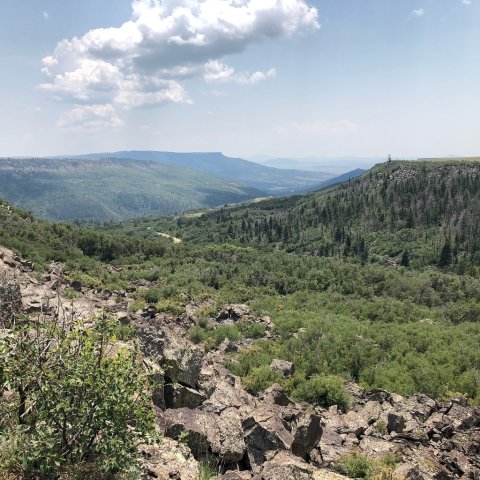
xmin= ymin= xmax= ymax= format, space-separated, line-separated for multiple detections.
xmin=116 ymin=160 xmax=480 ymax=273
xmin=71 ymin=150 xmax=336 ymax=193
xmin=0 ymin=157 xmax=262 ymax=221
xmin=2 ymin=159 xmax=480 ymax=406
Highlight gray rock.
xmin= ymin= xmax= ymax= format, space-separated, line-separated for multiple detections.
xmin=262 ymin=384 xmax=293 ymax=407
xmin=164 ymin=382 xmax=207 ymax=409
xmin=163 ymin=407 xmax=245 ymax=464
xmin=291 ymin=411 xmax=322 ymax=459
xmin=70 ymin=279 xmax=82 ymax=292
xmin=270 ymin=359 xmax=295 ymax=377
xmin=387 ymin=412 xmax=406 ymax=433
xmin=356 ymin=400 xmax=382 ymax=426
xmin=445 ymin=399 xmax=480 ymax=430
xmin=136 ymin=319 xmax=204 ymax=388
xmin=140 ymin=438 xmax=199 ymax=480
xmin=217 ymin=304 xmax=252 ymax=322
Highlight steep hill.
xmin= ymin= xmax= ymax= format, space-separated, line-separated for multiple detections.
xmin=0 ymin=157 xmax=262 ymax=221
xmin=125 ymin=159 xmax=480 ymax=272
xmin=70 ymin=150 xmax=336 ymax=193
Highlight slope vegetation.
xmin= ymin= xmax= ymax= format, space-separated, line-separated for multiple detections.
xmin=3 ymin=159 xmax=480 ymax=406
xmin=72 ymin=150 xmax=336 ymax=193
xmin=0 ymin=157 xmax=262 ymax=221
xmin=126 ymin=159 xmax=480 ymax=272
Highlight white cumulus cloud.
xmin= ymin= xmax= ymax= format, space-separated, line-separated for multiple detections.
xmin=203 ymin=60 xmax=276 ymax=85
xmin=57 ymin=104 xmax=123 ymax=132
xmin=412 ymin=8 xmax=425 ymax=16
xmin=41 ymin=0 xmax=319 ymax=130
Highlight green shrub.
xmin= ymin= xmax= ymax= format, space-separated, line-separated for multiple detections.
xmin=144 ymin=287 xmax=162 ymax=304
xmin=243 ymin=365 xmax=283 ymax=394
xmin=336 ymin=452 xmax=374 ymax=478
xmin=198 ymin=460 xmax=216 ymax=480
xmin=291 ymin=375 xmax=350 ymax=411
xmin=189 ymin=326 xmax=205 ymax=344
xmin=241 ymin=322 xmax=266 ymax=339
xmin=336 ymin=453 xmax=402 ymax=480
xmin=0 ymin=315 xmax=156 ymax=479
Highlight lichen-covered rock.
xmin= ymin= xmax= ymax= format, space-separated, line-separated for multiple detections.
xmin=217 ymin=304 xmax=252 ymax=322
xmin=270 ymin=359 xmax=295 ymax=377
xmin=291 ymin=411 xmax=322 ymax=458
xmin=202 ymin=376 xmax=256 ymax=414
xmin=163 ymin=407 xmax=246 ymax=464
xmin=164 ymin=382 xmax=207 ymax=409
xmin=136 ymin=318 xmax=204 ymax=388
xmin=140 ymin=438 xmax=199 ymax=480
xmin=261 ymin=384 xmax=293 ymax=407
xmin=251 ymin=451 xmax=350 ymax=480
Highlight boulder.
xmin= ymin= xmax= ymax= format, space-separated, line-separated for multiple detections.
xmin=163 ymin=407 xmax=245 ymax=464
xmin=164 ymin=382 xmax=207 ymax=409
xmin=136 ymin=319 xmax=204 ymax=388
xmin=242 ymin=405 xmax=295 ymax=471
xmin=290 ymin=411 xmax=322 ymax=458
xmin=270 ymin=359 xmax=295 ymax=377
xmin=359 ymin=436 xmax=400 ymax=456
xmin=445 ymin=399 xmax=480 ymax=430
xmin=222 ymin=471 xmax=253 ymax=480
xmin=387 ymin=412 xmax=406 ymax=434
xmin=314 ymin=427 xmax=350 ymax=468
xmin=217 ymin=304 xmax=252 ymax=322
xmin=202 ymin=376 xmax=256 ymax=414
xmin=441 ymin=450 xmax=480 ymax=478
xmin=395 ymin=445 xmax=451 ymax=480
xmin=253 ymin=451 xmax=350 ymax=480
xmin=140 ymin=438 xmax=199 ymax=480
xmin=262 ymin=384 xmax=293 ymax=407
xmin=241 ymin=403 xmax=322 ymax=471
xmin=198 ymin=361 xmax=233 ymax=397
xmin=356 ymin=400 xmax=382 ymax=426
xmin=395 ymin=394 xmax=437 ymax=421
xmin=341 ymin=410 xmax=368 ymax=437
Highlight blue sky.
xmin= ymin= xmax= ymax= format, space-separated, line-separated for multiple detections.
xmin=0 ymin=0 xmax=479 ymax=159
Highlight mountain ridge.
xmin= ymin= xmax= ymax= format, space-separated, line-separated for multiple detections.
xmin=62 ymin=150 xmax=335 ymax=193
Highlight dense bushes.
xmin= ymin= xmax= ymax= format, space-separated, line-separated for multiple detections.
xmin=336 ymin=452 xmax=401 ymax=479
xmin=0 ymin=315 xmax=155 ymax=478
xmin=291 ymin=375 xmax=351 ymax=411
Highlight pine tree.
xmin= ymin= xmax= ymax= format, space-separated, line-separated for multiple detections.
xmin=438 ymin=239 xmax=452 ymax=267
xmin=400 ymin=250 xmax=410 ymax=267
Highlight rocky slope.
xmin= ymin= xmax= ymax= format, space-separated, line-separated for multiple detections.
xmin=1 ymin=250 xmax=479 ymax=479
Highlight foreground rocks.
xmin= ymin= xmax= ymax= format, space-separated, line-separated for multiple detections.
xmin=3 ymin=249 xmax=479 ymax=479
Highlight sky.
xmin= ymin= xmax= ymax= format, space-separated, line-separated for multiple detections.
xmin=0 ymin=0 xmax=479 ymax=159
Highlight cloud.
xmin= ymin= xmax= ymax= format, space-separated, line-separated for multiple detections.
xmin=412 ymin=8 xmax=425 ymax=16
xmin=275 ymin=120 xmax=360 ymax=137
xmin=43 ymin=11 xmax=49 ymax=20
xmin=462 ymin=0 xmax=472 ymax=5
xmin=57 ymin=104 xmax=123 ymax=132
xmin=203 ymin=60 xmax=276 ymax=85
xmin=41 ymin=0 xmax=319 ymax=130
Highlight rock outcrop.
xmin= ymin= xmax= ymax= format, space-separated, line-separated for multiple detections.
xmin=3 ymin=250 xmax=479 ymax=480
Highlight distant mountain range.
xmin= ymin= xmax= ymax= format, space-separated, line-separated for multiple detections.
xmin=0 ymin=152 xmax=365 ymax=221
xmin=249 ymin=155 xmax=383 ymax=174
xmin=69 ymin=151 xmax=335 ymax=194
